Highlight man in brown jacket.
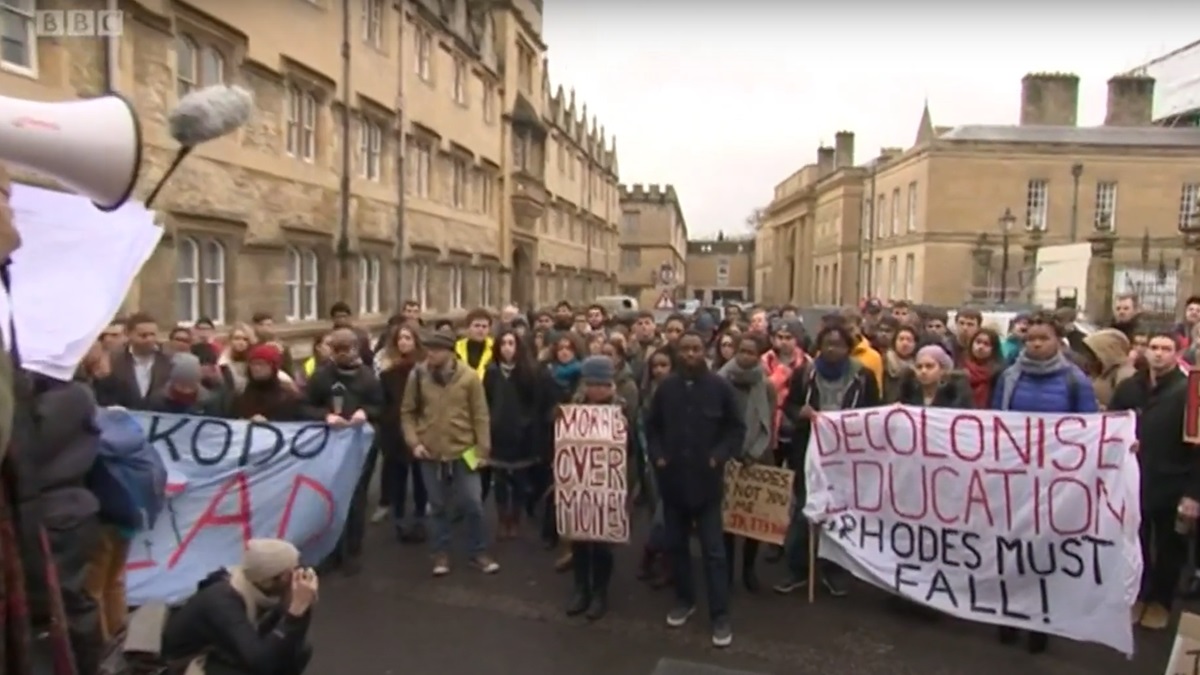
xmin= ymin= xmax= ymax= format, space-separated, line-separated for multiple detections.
xmin=400 ymin=331 xmax=498 ymax=577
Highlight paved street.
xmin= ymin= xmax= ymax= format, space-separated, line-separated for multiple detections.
xmin=306 ymin=509 xmax=1178 ymax=675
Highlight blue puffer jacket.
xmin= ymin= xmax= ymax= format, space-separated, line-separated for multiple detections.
xmin=992 ymin=357 xmax=1099 ymax=414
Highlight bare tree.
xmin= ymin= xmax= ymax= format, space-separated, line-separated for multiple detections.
xmin=744 ymin=207 xmax=766 ymax=233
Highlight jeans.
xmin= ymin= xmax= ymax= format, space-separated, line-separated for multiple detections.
xmin=647 ymin=499 xmax=667 ymax=551
xmin=388 ymin=456 xmax=428 ymax=521
xmin=420 ymin=460 xmax=487 ymax=556
xmin=379 ymin=454 xmax=394 ymax=507
xmin=493 ymin=468 xmax=530 ymax=515
xmin=84 ymin=524 xmax=129 ymax=641
xmin=664 ymin=499 xmax=729 ymax=623
xmin=340 ymin=444 xmax=376 ymax=559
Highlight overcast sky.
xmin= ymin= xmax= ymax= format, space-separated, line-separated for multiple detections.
xmin=541 ymin=6 xmax=1200 ymax=239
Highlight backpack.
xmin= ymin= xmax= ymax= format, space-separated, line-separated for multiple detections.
xmin=89 ymin=409 xmax=168 ymax=531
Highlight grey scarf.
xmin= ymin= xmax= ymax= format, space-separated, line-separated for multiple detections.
xmin=999 ymin=350 xmax=1072 ymax=410
xmin=718 ymin=360 xmax=773 ymax=461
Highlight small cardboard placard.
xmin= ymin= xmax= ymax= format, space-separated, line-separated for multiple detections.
xmin=721 ymin=461 xmax=794 ymax=546
xmin=1166 ymin=612 xmax=1200 ymax=675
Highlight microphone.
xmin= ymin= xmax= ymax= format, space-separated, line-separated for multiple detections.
xmin=144 ymin=85 xmax=254 ymax=208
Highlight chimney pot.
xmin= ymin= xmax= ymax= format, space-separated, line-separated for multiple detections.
xmin=834 ymin=131 xmax=855 ymax=168
xmin=1019 ymin=72 xmax=1080 ymax=126
xmin=816 ymin=146 xmax=835 ymax=177
xmin=1104 ymin=75 xmax=1156 ymax=126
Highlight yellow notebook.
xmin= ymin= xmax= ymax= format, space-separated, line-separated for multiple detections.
xmin=462 ymin=446 xmax=480 ymax=470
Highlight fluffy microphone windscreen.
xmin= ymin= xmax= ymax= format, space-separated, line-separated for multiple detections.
xmin=168 ymin=84 xmax=254 ymax=147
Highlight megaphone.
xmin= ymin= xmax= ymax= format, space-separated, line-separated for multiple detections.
xmin=0 ymin=93 xmax=142 ymax=212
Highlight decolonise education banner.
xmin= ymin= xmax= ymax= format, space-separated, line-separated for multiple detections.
xmin=116 ymin=412 xmax=373 ymax=605
xmin=803 ymin=405 xmax=1142 ymax=656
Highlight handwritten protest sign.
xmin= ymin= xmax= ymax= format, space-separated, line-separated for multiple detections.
xmin=803 ymin=406 xmax=1142 ymax=655
xmin=722 ymin=462 xmax=794 ymax=545
xmin=122 ymin=412 xmax=373 ymax=604
xmin=554 ymin=404 xmax=629 ymax=543
xmin=1168 ymin=613 xmax=1200 ymax=675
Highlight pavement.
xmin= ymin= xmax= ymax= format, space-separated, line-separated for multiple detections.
xmin=305 ymin=506 xmax=1181 ymax=675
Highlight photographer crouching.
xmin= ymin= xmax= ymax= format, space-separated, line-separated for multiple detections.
xmin=161 ymin=538 xmax=317 ymax=675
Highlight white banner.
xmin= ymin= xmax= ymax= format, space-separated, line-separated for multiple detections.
xmin=803 ymin=405 xmax=1142 ymax=656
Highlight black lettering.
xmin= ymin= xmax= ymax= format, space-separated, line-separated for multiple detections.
xmin=146 ymin=415 xmax=189 ymax=462
xmin=925 ymin=569 xmax=958 ymax=608
xmin=1038 ymin=577 xmax=1050 ymax=624
xmin=967 ymin=575 xmax=997 ymax=615
xmin=960 ymin=532 xmax=983 ymax=570
xmin=1025 ymin=540 xmax=1057 ymax=576
xmin=939 ymin=527 xmax=960 ymax=568
xmin=1081 ymin=535 xmax=1115 ymax=585
xmin=995 ymin=536 xmax=1025 ymax=575
xmin=858 ymin=515 xmax=884 ymax=552
xmin=1059 ymin=537 xmax=1085 ymax=578
xmin=242 ymin=421 xmax=286 ymax=467
xmin=889 ymin=522 xmax=915 ymax=558
xmin=917 ymin=525 xmax=940 ymax=563
xmin=289 ymin=423 xmax=331 ymax=459
xmin=893 ymin=562 xmax=920 ymax=593
xmin=190 ymin=418 xmax=233 ymax=466
xmin=998 ymin=579 xmax=1030 ymax=620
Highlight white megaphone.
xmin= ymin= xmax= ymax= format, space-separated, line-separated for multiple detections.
xmin=0 ymin=93 xmax=142 ymax=212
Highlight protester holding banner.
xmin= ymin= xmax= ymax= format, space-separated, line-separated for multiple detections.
xmin=229 ymin=343 xmax=303 ymax=422
xmin=718 ymin=335 xmax=777 ymax=593
xmin=991 ymin=309 xmax=1098 ymax=653
xmin=775 ymin=322 xmax=880 ymax=597
xmin=162 ymin=538 xmax=316 ymax=675
xmin=400 ymin=331 xmax=499 ymax=576
xmin=646 ymin=331 xmax=745 ymax=648
xmin=1111 ymin=332 xmax=1195 ymax=631
xmin=147 ymin=353 xmax=228 ymax=416
xmin=376 ymin=323 xmax=428 ymax=542
xmin=897 ymin=345 xmax=972 ymax=408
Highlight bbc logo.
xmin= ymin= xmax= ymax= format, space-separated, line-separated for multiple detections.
xmin=34 ymin=10 xmax=124 ymax=37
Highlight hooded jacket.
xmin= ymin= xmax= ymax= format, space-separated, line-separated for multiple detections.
xmin=1082 ymin=328 xmax=1136 ymax=409
xmin=26 ymin=379 xmax=100 ymax=527
xmin=850 ymin=337 xmax=884 ymax=392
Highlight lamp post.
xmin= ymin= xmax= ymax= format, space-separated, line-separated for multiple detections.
xmin=998 ymin=207 xmax=1016 ymax=303
xmin=1068 ymin=163 xmax=1084 ymax=242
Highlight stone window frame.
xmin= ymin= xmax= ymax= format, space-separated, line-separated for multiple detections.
xmin=281 ymin=224 xmax=334 ymax=322
xmin=173 ymin=6 xmax=245 ymax=98
xmin=356 ymin=238 xmax=393 ymax=316
xmin=281 ymin=59 xmax=335 ymax=165
xmin=166 ymin=214 xmax=243 ymax=326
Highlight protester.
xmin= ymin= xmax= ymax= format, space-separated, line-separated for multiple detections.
xmin=1000 ymin=313 xmax=1029 ymax=365
xmin=546 ymin=332 xmax=583 ymax=400
xmin=1175 ymin=296 xmax=1200 ymax=349
xmin=775 ymin=323 xmax=880 ymax=597
xmin=161 ymin=539 xmax=316 ymax=675
xmin=628 ymin=310 xmax=661 ymax=382
xmin=77 ymin=338 xmax=136 ymax=409
xmin=297 ymin=332 xmax=332 ymax=387
xmin=483 ymin=330 xmax=545 ymax=540
xmin=636 ymin=348 xmax=675 ymax=587
xmin=1111 ymin=333 xmax=1195 ymax=631
xmin=1111 ymin=293 xmax=1141 ymax=343
xmin=147 ymin=352 xmax=226 ymax=416
xmin=718 ymin=335 xmax=777 ymax=593
xmin=330 ymin=302 xmax=375 ymax=368
xmin=950 ymin=308 xmax=982 ymax=366
xmin=762 ymin=319 xmax=805 ymax=468
xmin=662 ymin=314 xmax=687 ymax=346
xmin=992 ymin=310 xmax=1097 ymax=653
xmin=881 ymin=326 xmax=918 ymax=403
xmin=110 ymin=312 xmax=172 ymax=409
xmin=646 ymin=331 xmax=745 ymax=648
xmin=923 ymin=309 xmax=950 ymax=343
xmin=962 ymin=327 xmax=1004 ymax=409
xmin=400 ymin=331 xmax=498 ymax=576
xmin=841 ymin=309 xmax=884 ymax=390
xmin=899 ymin=345 xmax=971 ymax=407
xmin=376 ymin=323 xmax=428 ymax=542
xmin=229 ymin=343 xmax=302 ymax=421
xmin=165 ymin=325 xmax=193 ymax=356
xmin=1080 ymin=328 xmax=1135 ymax=410
xmin=252 ymin=311 xmax=296 ymax=376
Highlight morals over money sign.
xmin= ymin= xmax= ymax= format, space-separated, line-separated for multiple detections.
xmin=554 ymin=404 xmax=629 ymax=543
xmin=803 ymin=406 xmax=1142 ymax=656
xmin=125 ymin=412 xmax=373 ymax=604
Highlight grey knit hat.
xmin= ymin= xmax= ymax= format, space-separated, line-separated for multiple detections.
xmin=580 ymin=355 xmax=615 ymax=385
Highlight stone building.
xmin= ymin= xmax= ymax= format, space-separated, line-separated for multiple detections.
xmin=759 ymin=72 xmax=1200 ymax=310
xmin=0 ymin=0 xmax=619 ymax=335
xmin=685 ymin=233 xmax=754 ymax=305
xmin=618 ymin=184 xmax=688 ymax=310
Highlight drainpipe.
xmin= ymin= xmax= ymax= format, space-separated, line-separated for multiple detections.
xmin=102 ymin=0 xmax=119 ymax=92
xmin=336 ymin=0 xmax=353 ymax=303
xmin=394 ymin=2 xmax=406 ymax=307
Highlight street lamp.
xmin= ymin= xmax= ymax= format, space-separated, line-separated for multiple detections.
xmin=998 ymin=207 xmax=1016 ymax=303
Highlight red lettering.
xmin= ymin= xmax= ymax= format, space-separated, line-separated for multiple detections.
xmin=1096 ymin=477 xmax=1127 ymax=534
xmin=840 ymin=412 xmax=867 ymax=454
xmin=929 ymin=466 xmax=959 ymax=525
xmin=276 ymin=474 xmax=335 ymax=548
xmin=889 ymin=464 xmax=928 ymax=520
xmin=1051 ymin=416 xmax=1088 ymax=473
xmin=1047 ymin=477 xmax=1092 ymax=536
xmin=813 ymin=416 xmax=840 ymax=458
xmin=862 ymin=410 xmax=886 ymax=452
xmin=883 ymin=407 xmax=919 ymax=455
xmin=963 ymin=469 xmax=995 ymax=528
xmin=992 ymin=415 xmax=1027 ymax=465
xmin=984 ymin=467 xmax=1024 ymax=531
xmin=1097 ymin=413 xmax=1126 ymax=471
xmin=949 ymin=413 xmax=985 ymax=463
xmin=168 ymin=472 xmax=251 ymax=569
xmin=919 ymin=408 xmax=946 ymax=459
xmin=850 ymin=460 xmax=883 ymax=513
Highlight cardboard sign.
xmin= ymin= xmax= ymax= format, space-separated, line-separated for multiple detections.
xmin=553 ymin=404 xmax=629 ymax=543
xmin=721 ymin=461 xmax=794 ymax=546
xmin=1185 ymin=371 xmax=1200 ymax=444
xmin=1166 ymin=612 xmax=1200 ymax=675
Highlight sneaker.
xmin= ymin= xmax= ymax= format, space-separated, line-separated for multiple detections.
xmin=431 ymin=554 xmax=450 ymax=577
xmin=665 ymin=604 xmax=696 ymax=628
xmin=773 ymin=575 xmax=808 ymax=594
xmin=821 ymin=574 xmax=848 ymax=598
xmin=711 ymin=617 xmax=733 ymax=648
xmin=472 ymin=554 xmax=500 ymax=574
xmin=370 ymin=506 xmax=389 ymax=524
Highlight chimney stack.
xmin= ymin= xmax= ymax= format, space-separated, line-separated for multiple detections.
xmin=816 ymin=146 xmax=835 ymax=177
xmin=1104 ymin=75 xmax=1156 ymax=126
xmin=1020 ymin=73 xmax=1080 ymax=126
xmin=834 ymin=131 xmax=855 ymax=168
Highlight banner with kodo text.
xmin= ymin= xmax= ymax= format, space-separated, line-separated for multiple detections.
xmin=124 ymin=413 xmax=373 ymax=605
xmin=803 ymin=406 xmax=1142 ymax=655
xmin=554 ymin=404 xmax=629 ymax=544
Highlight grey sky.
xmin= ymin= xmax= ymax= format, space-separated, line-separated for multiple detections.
xmin=542 ymin=6 xmax=1200 ymax=239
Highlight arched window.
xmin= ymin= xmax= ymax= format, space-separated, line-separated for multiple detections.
xmin=175 ymin=36 xmax=197 ymax=98
xmin=175 ymin=237 xmax=200 ymax=323
xmin=200 ymin=46 xmax=225 ymax=85
xmin=284 ymin=247 xmax=302 ymax=320
xmin=202 ymin=239 xmax=226 ymax=324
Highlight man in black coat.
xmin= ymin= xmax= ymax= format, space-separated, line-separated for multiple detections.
xmin=1111 ymin=332 xmax=1198 ymax=631
xmin=645 ymin=331 xmax=745 ymax=649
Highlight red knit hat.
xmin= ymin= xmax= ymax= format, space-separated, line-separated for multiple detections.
xmin=246 ymin=342 xmax=282 ymax=369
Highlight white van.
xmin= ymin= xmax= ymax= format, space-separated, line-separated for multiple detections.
xmin=593 ymin=295 xmax=639 ymax=313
